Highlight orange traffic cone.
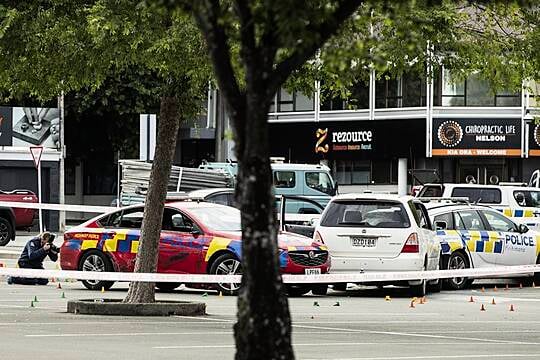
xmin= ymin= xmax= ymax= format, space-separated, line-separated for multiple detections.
xmin=491 ymin=298 xmax=496 ymax=305
xmin=481 ymin=286 xmax=485 ymax=293
xmin=505 ymin=284 xmax=509 ymax=291
xmin=493 ymin=286 xmax=498 ymax=292
xmin=509 ymin=304 xmax=515 ymax=312
xmin=422 ymin=296 xmax=427 ymax=303
xmin=480 ymin=304 xmax=486 ymax=311
xmin=469 ymin=296 xmax=475 ymax=303
xmin=57 ymin=283 xmax=62 ymax=289
xmin=410 ymin=300 xmax=415 ymax=308
xmin=519 ymin=283 xmax=523 ymax=289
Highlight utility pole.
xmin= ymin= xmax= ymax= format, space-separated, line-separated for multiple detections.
xmin=58 ymin=91 xmax=66 ymax=232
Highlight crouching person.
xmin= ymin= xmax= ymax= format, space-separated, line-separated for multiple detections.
xmin=7 ymin=232 xmax=59 ymax=285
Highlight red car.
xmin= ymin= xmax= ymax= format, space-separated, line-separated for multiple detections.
xmin=60 ymin=201 xmax=330 ymax=295
xmin=0 ymin=189 xmax=37 ymax=246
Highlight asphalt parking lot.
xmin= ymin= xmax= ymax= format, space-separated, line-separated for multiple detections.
xmin=1 ymin=277 xmax=540 ymax=360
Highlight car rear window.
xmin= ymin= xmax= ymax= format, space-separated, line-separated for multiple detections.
xmin=418 ymin=185 xmax=444 ymax=197
xmin=320 ymin=200 xmax=410 ymax=228
xmin=451 ymin=187 xmax=501 ymax=204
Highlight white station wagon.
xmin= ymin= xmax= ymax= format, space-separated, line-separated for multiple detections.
xmin=314 ymin=194 xmax=441 ymax=296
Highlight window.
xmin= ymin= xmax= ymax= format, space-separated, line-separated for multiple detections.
xmin=162 ymin=208 xmax=197 ymax=232
xmin=189 ymin=206 xmax=242 ymax=232
xmin=451 ymin=187 xmax=502 ymax=204
xmin=375 ymin=73 xmax=426 ymax=109
xmin=482 ymin=210 xmax=517 ymax=232
xmin=320 ymin=200 xmax=410 ymax=228
xmin=455 ymin=210 xmax=485 ymax=231
xmin=102 ymin=208 xmax=144 ymax=229
xmin=274 ymin=171 xmax=296 ymax=188
xmin=437 ymin=69 xmax=520 ymax=107
xmin=514 ymin=190 xmax=540 ymax=207
xmin=272 ymin=88 xmax=315 ymax=112
xmin=410 ymin=202 xmax=431 ymax=229
xmin=335 ymin=160 xmax=370 ymax=185
xmin=305 ymin=172 xmax=335 ymax=196
xmin=206 ymin=193 xmax=234 ymax=207
xmin=418 ymin=185 xmax=444 ymax=197
xmin=434 ymin=212 xmax=454 ymax=230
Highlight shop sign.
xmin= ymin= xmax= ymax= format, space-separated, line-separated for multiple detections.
xmin=315 ymin=127 xmax=373 ymax=154
xmin=0 ymin=107 xmax=60 ymax=149
xmin=528 ymin=123 xmax=540 ymax=156
xmin=431 ymin=118 xmax=521 ymax=157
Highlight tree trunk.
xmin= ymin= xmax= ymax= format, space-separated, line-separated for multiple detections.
xmin=124 ymin=95 xmax=180 ymax=303
xmin=233 ymin=98 xmax=294 ymax=359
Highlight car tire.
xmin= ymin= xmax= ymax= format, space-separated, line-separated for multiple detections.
xmin=332 ymin=283 xmax=347 ymax=291
xmin=156 ymin=282 xmax=181 ymax=292
xmin=311 ymin=284 xmax=328 ymax=296
xmin=78 ymin=250 xmax=115 ymax=291
xmin=209 ymin=253 xmax=242 ymax=295
xmin=444 ymin=252 xmax=471 ymax=290
xmin=0 ymin=217 xmax=14 ymax=246
xmin=409 ymin=265 xmax=427 ymax=297
xmin=286 ymin=285 xmax=311 ymax=297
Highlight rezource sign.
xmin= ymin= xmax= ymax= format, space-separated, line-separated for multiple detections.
xmin=315 ymin=128 xmax=373 ymax=154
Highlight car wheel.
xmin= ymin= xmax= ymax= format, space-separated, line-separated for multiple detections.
xmin=409 ymin=265 xmax=427 ymax=297
xmin=79 ymin=250 xmax=114 ymax=291
xmin=286 ymin=285 xmax=311 ymax=297
xmin=311 ymin=284 xmax=328 ymax=296
xmin=445 ymin=252 xmax=470 ymax=290
xmin=156 ymin=283 xmax=181 ymax=292
xmin=0 ymin=217 xmax=14 ymax=246
xmin=209 ymin=253 xmax=242 ymax=295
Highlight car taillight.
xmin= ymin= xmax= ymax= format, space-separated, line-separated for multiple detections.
xmin=401 ymin=233 xmax=419 ymax=253
xmin=314 ymin=231 xmax=325 ymax=244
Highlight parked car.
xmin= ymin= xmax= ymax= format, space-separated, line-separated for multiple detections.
xmin=0 ymin=189 xmax=38 ymax=246
xmin=60 ymin=201 xmax=330 ymax=296
xmin=417 ymin=183 xmax=540 ymax=230
xmin=425 ymin=201 xmax=540 ymax=290
xmin=314 ymin=194 xmax=441 ymax=296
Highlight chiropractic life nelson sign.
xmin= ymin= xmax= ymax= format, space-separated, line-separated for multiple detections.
xmin=432 ymin=118 xmax=522 ymax=157
xmin=315 ymin=127 xmax=373 ymax=154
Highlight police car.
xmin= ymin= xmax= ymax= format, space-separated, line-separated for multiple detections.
xmin=425 ymin=200 xmax=540 ymax=290
xmin=314 ymin=194 xmax=441 ymax=296
xmin=417 ymin=183 xmax=540 ymax=230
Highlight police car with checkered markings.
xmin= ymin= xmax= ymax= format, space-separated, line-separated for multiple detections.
xmin=425 ymin=201 xmax=540 ymax=290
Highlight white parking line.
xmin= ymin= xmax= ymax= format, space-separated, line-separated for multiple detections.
xmin=305 ymin=355 xmax=540 ymax=360
xmin=293 ymin=324 xmax=538 ymax=345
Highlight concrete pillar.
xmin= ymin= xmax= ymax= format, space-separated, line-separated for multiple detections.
xmin=398 ymin=158 xmax=407 ymax=196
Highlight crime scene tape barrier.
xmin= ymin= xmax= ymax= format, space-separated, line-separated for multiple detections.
xmin=0 ymin=201 xmax=115 ymax=213
xmin=0 ymin=265 xmax=538 ymax=284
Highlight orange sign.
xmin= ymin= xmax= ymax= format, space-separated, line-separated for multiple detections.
xmin=432 ymin=149 xmax=521 ymax=156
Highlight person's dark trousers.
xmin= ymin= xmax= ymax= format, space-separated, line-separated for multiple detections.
xmin=9 ymin=261 xmax=49 ymax=285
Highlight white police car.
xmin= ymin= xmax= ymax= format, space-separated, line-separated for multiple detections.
xmin=314 ymin=194 xmax=441 ymax=296
xmin=425 ymin=201 xmax=540 ymax=290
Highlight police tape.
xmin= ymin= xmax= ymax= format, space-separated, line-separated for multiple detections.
xmin=0 ymin=264 xmax=538 ymax=284
xmin=0 ymin=201 xmax=114 ymax=213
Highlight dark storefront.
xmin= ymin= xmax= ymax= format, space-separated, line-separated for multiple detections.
xmin=269 ymin=119 xmax=426 ymax=186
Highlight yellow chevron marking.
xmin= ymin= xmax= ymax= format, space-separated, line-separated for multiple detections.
xmin=503 ymin=208 xmax=512 ymax=217
xmin=81 ymin=240 xmax=98 ymax=250
xmin=205 ymin=237 xmax=232 ymax=262
xmin=130 ymin=240 xmax=139 ymax=254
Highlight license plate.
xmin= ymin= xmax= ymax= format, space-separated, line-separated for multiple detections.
xmin=305 ymin=268 xmax=321 ymax=275
xmin=351 ymin=237 xmax=377 ymax=247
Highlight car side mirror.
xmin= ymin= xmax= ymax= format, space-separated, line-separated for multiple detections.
xmin=518 ymin=223 xmax=529 ymax=234
xmin=434 ymin=221 xmax=447 ymax=230
xmin=191 ymin=227 xmax=202 ymax=237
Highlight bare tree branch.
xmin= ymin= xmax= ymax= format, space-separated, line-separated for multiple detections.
xmin=269 ymin=0 xmax=363 ymax=93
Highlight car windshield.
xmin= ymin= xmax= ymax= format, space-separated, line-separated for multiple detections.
xmin=305 ymin=171 xmax=336 ymax=196
xmin=514 ymin=190 xmax=540 ymax=207
xmin=188 ymin=206 xmax=242 ymax=232
xmin=320 ymin=200 xmax=410 ymax=228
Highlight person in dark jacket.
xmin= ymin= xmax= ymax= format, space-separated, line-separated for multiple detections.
xmin=7 ymin=232 xmax=59 ymax=285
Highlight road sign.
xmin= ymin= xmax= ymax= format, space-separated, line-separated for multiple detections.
xmin=30 ymin=146 xmax=43 ymax=169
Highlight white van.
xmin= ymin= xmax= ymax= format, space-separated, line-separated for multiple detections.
xmin=417 ymin=183 xmax=540 ymax=230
